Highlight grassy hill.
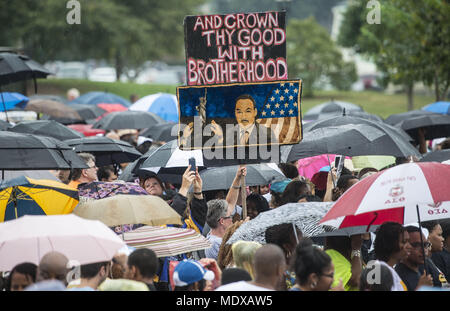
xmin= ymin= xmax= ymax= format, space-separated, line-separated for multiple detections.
xmin=35 ymin=79 xmax=436 ymax=119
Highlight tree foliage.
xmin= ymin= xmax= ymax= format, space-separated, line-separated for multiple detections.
xmin=338 ymin=0 xmax=450 ymax=102
xmin=0 ymin=0 xmax=206 ymax=79
xmin=287 ymin=17 xmax=357 ymax=97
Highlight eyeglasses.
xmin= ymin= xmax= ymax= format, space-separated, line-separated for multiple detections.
xmin=320 ymin=272 xmax=334 ymax=279
xmin=410 ymin=242 xmax=432 ymax=249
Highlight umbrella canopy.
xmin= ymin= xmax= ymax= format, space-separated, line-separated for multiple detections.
xmin=70 ymin=103 xmax=106 ymax=120
xmin=65 ymin=136 xmax=142 ymax=167
xmin=0 ymin=214 xmax=125 ymax=271
xmin=68 ymin=91 xmax=131 ymax=108
xmin=129 ymin=93 xmax=179 ymax=123
xmin=73 ymin=194 xmax=182 ymax=227
xmin=384 ymin=110 xmax=437 ymax=126
xmin=7 ymin=120 xmax=84 ymax=141
xmin=351 ymin=155 xmax=396 ymax=171
xmin=122 ymin=225 xmax=211 ymax=258
xmin=1 ymin=170 xmax=60 ymax=181
xmin=304 ymin=114 xmax=413 ymax=142
xmin=297 ymin=154 xmax=339 ymax=180
xmin=0 ymin=52 xmax=51 ymax=86
xmin=92 ymin=110 xmax=165 ymax=130
xmin=390 ymin=113 xmax=450 ymax=142
xmin=0 ymin=176 xmax=79 ymax=222
xmin=118 ymin=146 xmax=159 ymax=182
xmin=25 ymin=99 xmax=82 ymax=120
xmin=320 ymin=162 xmax=450 ymax=230
xmin=419 ymin=149 xmax=450 ymax=163
xmin=0 ymin=119 xmax=11 ymax=130
xmin=422 ymin=101 xmax=450 ymax=115
xmin=199 ymin=163 xmax=286 ymax=191
xmin=0 ymin=92 xmax=29 ymax=111
xmin=280 ymin=124 xmax=421 ymax=162
xmin=316 ymin=109 xmax=383 ymax=122
xmin=28 ymin=94 xmax=67 ymax=104
xmin=226 ymin=202 xmax=334 ymax=245
xmin=78 ymin=181 xmax=148 ymax=200
xmin=303 ymin=101 xmax=363 ymax=121
xmin=140 ymin=122 xmax=178 ymax=142
xmin=0 ymin=131 xmax=88 ymax=171
xmin=67 ymin=124 xmax=105 ymax=137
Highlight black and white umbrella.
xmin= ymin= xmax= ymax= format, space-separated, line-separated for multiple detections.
xmin=118 ymin=146 xmax=160 ymax=182
xmin=199 ymin=163 xmax=286 ymax=191
xmin=226 ymin=202 xmax=334 ymax=245
xmin=65 ymin=136 xmax=142 ymax=167
xmin=7 ymin=120 xmax=84 ymax=141
xmin=0 ymin=119 xmax=11 ymax=131
xmin=92 ymin=111 xmax=166 ymax=130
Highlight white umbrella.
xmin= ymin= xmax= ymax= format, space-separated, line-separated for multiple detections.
xmin=0 ymin=214 xmax=125 ymax=271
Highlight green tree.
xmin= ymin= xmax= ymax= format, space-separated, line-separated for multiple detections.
xmin=0 ymin=0 xmax=206 ymax=81
xmin=338 ymin=0 xmax=450 ymax=108
xmin=287 ymin=17 xmax=357 ymax=97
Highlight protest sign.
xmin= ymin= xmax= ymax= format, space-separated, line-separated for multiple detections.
xmin=177 ymin=80 xmax=302 ymax=151
xmin=184 ymin=11 xmax=287 ymax=86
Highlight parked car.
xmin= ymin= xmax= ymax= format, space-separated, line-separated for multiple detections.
xmin=55 ymin=62 xmax=88 ymax=79
xmin=88 ymin=67 xmax=117 ymax=82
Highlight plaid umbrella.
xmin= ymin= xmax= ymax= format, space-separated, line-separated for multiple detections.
xmin=122 ymin=225 xmax=211 ymax=258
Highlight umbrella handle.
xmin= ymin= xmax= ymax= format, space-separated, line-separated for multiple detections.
xmin=241 ymin=175 xmax=247 ymax=219
xmin=416 ymin=204 xmax=428 ymax=274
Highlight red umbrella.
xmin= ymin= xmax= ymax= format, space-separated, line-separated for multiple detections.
xmin=97 ymin=103 xmax=128 ymax=118
xmin=67 ymin=124 xmax=105 ymax=137
xmin=320 ymin=162 xmax=450 ymax=230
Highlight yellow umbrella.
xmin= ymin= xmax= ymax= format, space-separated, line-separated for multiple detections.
xmin=73 ymin=194 xmax=182 ymax=227
xmin=0 ymin=176 xmax=79 ymax=222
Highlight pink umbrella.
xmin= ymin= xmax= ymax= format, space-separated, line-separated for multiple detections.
xmin=297 ymin=154 xmax=337 ymax=180
xmin=320 ymin=162 xmax=450 ymax=230
xmin=0 ymin=214 xmax=125 ymax=271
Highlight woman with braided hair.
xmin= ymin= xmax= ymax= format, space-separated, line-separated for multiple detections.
xmin=217 ymin=219 xmax=247 ymax=270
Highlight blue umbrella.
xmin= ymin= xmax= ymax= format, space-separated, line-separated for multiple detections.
xmin=129 ymin=93 xmax=178 ymax=122
xmin=0 ymin=92 xmax=29 ymax=111
xmin=68 ymin=91 xmax=131 ymax=108
xmin=422 ymin=101 xmax=450 ymax=115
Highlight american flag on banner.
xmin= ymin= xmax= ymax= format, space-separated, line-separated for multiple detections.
xmin=257 ymin=81 xmax=302 ymax=144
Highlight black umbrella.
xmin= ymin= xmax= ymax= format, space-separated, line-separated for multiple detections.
xmin=304 ymin=114 xmax=414 ymax=143
xmin=419 ymin=149 xmax=450 ymax=163
xmin=303 ymin=100 xmax=363 ymax=121
xmin=0 ymin=131 xmax=88 ymax=173
xmin=280 ymin=124 xmax=422 ymax=162
xmin=70 ymin=104 xmax=106 ymax=120
xmin=199 ymin=163 xmax=286 ymax=191
xmin=7 ymin=120 xmax=84 ymax=141
xmin=118 ymin=146 xmax=159 ymax=182
xmin=65 ymin=136 xmax=142 ymax=167
xmin=388 ymin=112 xmax=450 ymax=142
xmin=92 ymin=111 xmax=166 ymax=130
xmin=0 ymin=52 xmax=52 ymax=122
xmin=140 ymin=122 xmax=178 ymax=142
xmin=316 ymin=110 xmax=384 ymax=122
xmin=0 ymin=119 xmax=11 ymax=131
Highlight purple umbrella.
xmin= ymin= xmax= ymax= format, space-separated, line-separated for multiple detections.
xmin=78 ymin=181 xmax=148 ymax=200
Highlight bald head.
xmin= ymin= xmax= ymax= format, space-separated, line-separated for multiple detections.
xmin=37 ymin=252 xmax=69 ymax=284
xmin=253 ymin=244 xmax=286 ymax=279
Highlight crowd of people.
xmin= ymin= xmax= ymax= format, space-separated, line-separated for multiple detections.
xmin=1 ymin=88 xmax=450 ymax=292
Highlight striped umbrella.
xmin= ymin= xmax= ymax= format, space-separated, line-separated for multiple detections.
xmin=122 ymin=225 xmax=211 ymax=258
xmin=320 ymin=162 xmax=450 ymax=230
xmin=0 ymin=176 xmax=79 ymax=222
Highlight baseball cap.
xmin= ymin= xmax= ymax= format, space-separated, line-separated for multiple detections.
xmin=270 ymin=179 xmax=291 ymax=193
xmin=172 ymin=259 xmax=215 ymax=287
